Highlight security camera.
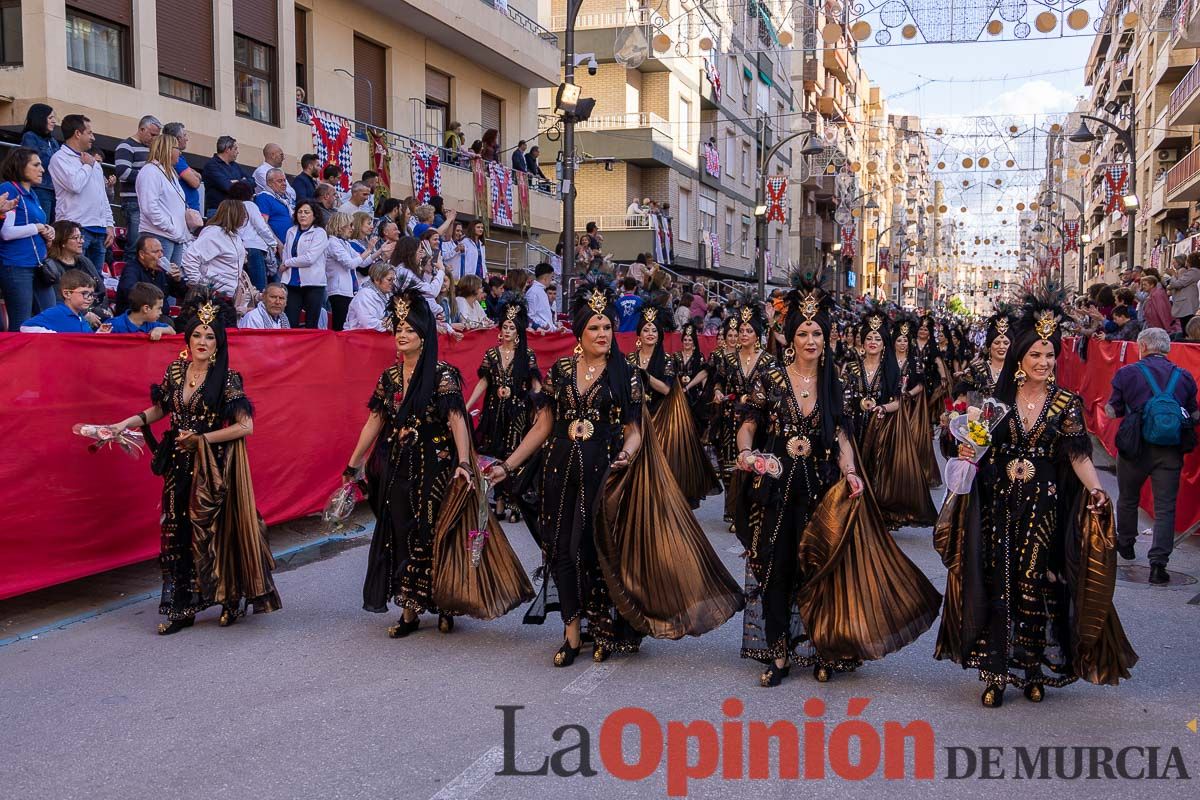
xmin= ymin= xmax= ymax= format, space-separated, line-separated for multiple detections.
xmin=574 ymin=52 xmax=598 ymax=77
xmin=588 ymin=57 xmax=598 ymax=76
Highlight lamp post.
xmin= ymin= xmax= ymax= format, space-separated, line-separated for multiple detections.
xmin=1033 ymin=218 xmax=1067 ymax=286
xmin=560 ymin=0 xmax=584 ymax=280
xmin=1069 ymin=110 xmax=1137 ymax=277
xmin=755 ymin=129 xmax=825 ymax=297
xmin=1039 ymin=186 xmax=1088 ymax=294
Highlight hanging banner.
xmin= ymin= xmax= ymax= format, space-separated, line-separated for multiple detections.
xmin=514 ymin=170 xmax=531 ymax=236
xmin=1103 ymin=164 xmax=1129 ymax=214
xmin=488 ymin=161 xmax=514 ymax=228
xmin=705 ymin=57 xmax=722 ymax=101
xmin=367 ymin=128 xmax=392 ymax=201
xmin=710 ymin=231 xmax=722 ymax=269
xmin=661 ymin=212 xmax=674 ymax=264
xmin=839 ymin=220 xmax=856 ymax=258
xmin=765 ymin=176 xmax=787 ymax=223
xmin=1062 ymin=218 xmax=1079 ymax=251
xmin=472 ymin=157 xmax=490 ymax=235
xmin=702 ymin=141 xmax=721 ymax=177
xmin=310 ymin=110 xmax=353 ymax=191
xmin=409 ymin=142 xmax=441 ymax=204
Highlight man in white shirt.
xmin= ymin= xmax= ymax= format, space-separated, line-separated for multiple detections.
xmin=525 ymin=263 xmax=556 ymax=330
xmin=239 ymin=284 xmax=292 ymax=329
xmin=338 ymin=181 xmax=373 ymax=215
xmin=252 ymin=143 xmax=296 ymax=204
xmin=441 ymin=221 xmax=467 ymax=279
xmin=49 ymin=114 xmax=115 ymax=272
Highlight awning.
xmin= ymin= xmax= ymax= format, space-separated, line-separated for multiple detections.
xmin=758 ymin=70 xmax=772 ymax=87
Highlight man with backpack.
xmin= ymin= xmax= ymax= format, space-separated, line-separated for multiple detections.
xmin=1106 ymin=327 xmax=1199 ymax=584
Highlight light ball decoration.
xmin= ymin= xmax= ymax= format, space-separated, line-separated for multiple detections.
xmin=995 ymin=178 xmax=1003 ymax=185
xmin=937 ymin=161 xmax=946 ymax=169
xmin=963 ymin=157 xmax=974 ymax=168
xmin=1123 ymin=12 xmax=1140 ymax=28
xmin=851 ymin=207 xmax=862 ymax=218
xmin=1006 ymin=159 xmax=1015 ymax=167
xmin=987 ymin=20 xmax=1003 ymax=36
xmin=962 ymin=179 xmax=970 ymax=187
xmin=851 ymin=161 xmax=862 ymax=172
xmin=652 ymin=33 xmax=672 ymax=53
xmin=1030 ymin=202 xmax=1039 ymax=211
xmin=1035 ymin=12 xmax=1058 ymax=33
xmin=1050 ymin=123 xmax=1062 ymax=133
xmin=960 ymin=206 xmax=968 ymax=213
xmin=996 ymin=205 xmax=1003 ymax=212
xmin=1009 ymin=125 xmax=1019 ymax=134
xmin=867 ymin=160 xmax=878 ymax=173
xmin=1067 ymin=9 xmax=1090 ymax=30
xmin=1016 ymin=202 xmax=1026 ymax=211
xmin=926 ymin=204 xmax=936 ymax=213
xmin=902 ymin=24 xmax=918 ymax=40
xmin=939 ymin=204 xmax=948 ymax=213
xmin=777 ymin=30 xmax=793 ymax=47
xmin=1079 ymin=153 xmax=1091 ymax=165
xmin=851 ymin=21 xmax=872 ymax=41
xmin=1052 ymin=157 xmax=1063 ymax=167
xmin=821 ymin=23 xmax=842 ymax=43
xmin=935 ymin=127 xmax=944 ymax=135
xmin=698 ymin=35 xmax=714 ymax=50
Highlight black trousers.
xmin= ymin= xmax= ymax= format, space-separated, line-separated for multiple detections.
xmin=285 ymin=285 xmax=325 ymax=329
xmin=329 ymin=295 xmax=351 ymax=331
xmin=1116 ymin=444 xmax=1183 ymax=566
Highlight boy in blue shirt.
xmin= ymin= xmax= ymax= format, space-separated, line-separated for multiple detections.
xmin=21 ymin=269 xmax=109 ymax=333
xmin=108 ymin=282 xmax=172 ymax=339
xmin=615 ymin=277 xmax=644 ymax=332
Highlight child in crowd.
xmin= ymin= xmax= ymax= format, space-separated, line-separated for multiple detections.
xmin=107 ymin=282 xmax=172 ymax=339
xmin=21 ymin=270 xmax=110 ymax=333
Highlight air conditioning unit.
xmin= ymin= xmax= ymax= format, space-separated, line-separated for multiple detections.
xmin=1158 ymin=149 xmax=1179 ymax=162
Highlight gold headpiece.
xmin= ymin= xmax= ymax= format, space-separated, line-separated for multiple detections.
xmin=740 ymin=306 xmax=753 ymax=322
xmin=644 ymin=307 xmax=658 ymax=323
xmin=798 ymin=292 xmax=820 ymax=322
xmin=1034 ymin=310 xmax=1058 ymax=341
xmin=505 ymin=305 xmax=519 ymax=321
xmin=587 ymin=289 xmax=608 ymax=316
xmin=197 ymin=301 xmax=217 ymax=326
xmin=900 ymin=322 xmax=911 ymax=336
xmin=392 ymin=295 xmax=411 ymax=325
xmin=868 ymin=315 xmax=883 ymax=331
xmin=995 ymin=317 xmax=1009 ymax=336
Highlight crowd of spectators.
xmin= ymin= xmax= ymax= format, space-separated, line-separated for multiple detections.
xmin=1073 ymin=254 xmax=1200 ymax=343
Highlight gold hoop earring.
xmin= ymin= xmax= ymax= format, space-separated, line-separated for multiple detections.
xmin=1015 ymin=368 xmax=1027 ymax=386
xmin=783 ymin=346 xmax=795 ymax=365
xmin=635 ymin=338 xmax=642 ymax=350
xmin=179 ymin=347 xmax=189 ymax=360
xmin=573 ymin=342 xmax=583 ymax=356
xmin=210 ymin=347 xmax=217 ymax=361
xmin=498 ymin=332 xmax=503 ymax=345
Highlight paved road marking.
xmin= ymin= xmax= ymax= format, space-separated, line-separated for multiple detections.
xmin=561 ymin=662 xmax=621 ymax=695
xmin=428 ymin=746 xmax=504 ymax=800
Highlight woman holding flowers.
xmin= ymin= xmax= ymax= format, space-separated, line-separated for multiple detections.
xmin=935 ymin=292 xmax=1137 ymax=708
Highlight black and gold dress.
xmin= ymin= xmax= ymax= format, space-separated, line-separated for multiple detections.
xmin=363 ymin=361 xmax=533 ymax=619
xmin=713 ymin=349 xmax=774 ymax=520
xmin=737 ymin=364 xmax=940 ymax=672
xmin=958 ymin=358 xmax=1001 ymax=406
xmin=526 ymin=356 xmax=742 ymax=650
xmin=653 ymin=349 xmax=719 ymax=508
xmin=674 ymin=347 xmax=710 ymax=436
xmin=840 ymin=355 xmax=889 ymax=453
xmin=934 ymin=389 xmax=1138 ymax=690
xmin=151 ymin=359 xmax=281 ymax=622
xmin=474 ymin=346 xmax=543 ymax=537
xmin=627 ymin=349 xmax=676 ymax=416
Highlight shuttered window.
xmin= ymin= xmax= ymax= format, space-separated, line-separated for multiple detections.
xmin=481 ymin=93 xmax=502 ymax=140
xmin=233 ymin=0 xmax=278 ymax=124
xmin=233 ymin=0 xmax=277 ymax=46
xmin=65 ymin=2 xmax=132 ymax=84
xmin=158 ymin=0 xmax=214 ymax=106
xmin=295 ymin=6 xmax=308 ymax=102
xmin=353 ymin=35 xmax=386 ymax=127
xmin=425 ymin=68 xmax=451 ymax=146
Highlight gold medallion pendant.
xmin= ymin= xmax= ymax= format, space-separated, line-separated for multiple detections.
xmin=1006 ymin=458 xmax=1035 ymax=483
xmin=569 ymin=420 xmax=595 ymax=441
xmin=786 ymin=436 xmax=812 ymax=458
xmin=497 ymin=386 xmax=512 ymax=399
xmin=860 ymin=397 xmax=877 ymax=412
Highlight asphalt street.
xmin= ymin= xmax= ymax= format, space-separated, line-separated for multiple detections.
xmin=3 ymin=464 xmax=1200 ymax=800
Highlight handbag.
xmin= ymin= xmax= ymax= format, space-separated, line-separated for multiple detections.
xmin=37 ymin=256 xmax=64 ymax=287
xmin=1114 ymin=411 xmax=1143 ymax=461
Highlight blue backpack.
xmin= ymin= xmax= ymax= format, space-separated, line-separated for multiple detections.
xmin=1138 ymin=363 xmax=1185 ymax=446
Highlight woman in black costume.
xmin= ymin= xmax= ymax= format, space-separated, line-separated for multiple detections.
xmin=839 ymin=310 xmax=901 ymax=453
xmin=628 ymin=304 xmax=675 ymax=415
xmin=674 ymin=321 xmax=711 ymax=435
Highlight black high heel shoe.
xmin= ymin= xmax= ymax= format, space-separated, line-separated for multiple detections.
xmin=760 ymin=663 xmax=790 ymax=687
xmin=438 ymin=614 xmax=455 ymax=634
xmin=593 ymin=643 xmax=610 ymax=663
xmin=218 ymin=605 xmax=241 ymax=627
xmin=553 ymin=640 xmax=581 ymax=667
xmin=1023 ymin=683 xmax=1044 ymax=703
xmin=981 ymin=684 xmax=1005 ymax=707
xmin=387 ymin=615 xmax=420 ymax=638
xmin=157 ymin=617 xmax=195 ymax=636
xmin=813 ymin=665 xmax=832 ymax=683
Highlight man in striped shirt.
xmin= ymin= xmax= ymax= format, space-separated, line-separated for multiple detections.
xmin=114 ymin=115 xmax=161 ymax=247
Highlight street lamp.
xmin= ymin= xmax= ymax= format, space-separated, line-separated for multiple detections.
xmin=1040 ymin=187 xmax=1089 ymax=294
xmin=754 ymin=129 xmax=826 ymax=296
xmin=1068 ymin=109 xmax=1137 ymax=276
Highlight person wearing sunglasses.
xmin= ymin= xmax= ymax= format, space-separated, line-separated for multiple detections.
xmin=20 ymin=268 xmax=111 ymax=333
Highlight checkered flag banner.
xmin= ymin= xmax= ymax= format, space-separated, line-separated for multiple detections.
xmin=839 ymin=219 xmax=856 ymax=258
xmin=1062 ymin=219 xmax=1079 ymax=251
xmin=1103 ymin=164 xmax=1128 ymax=214
xmin=765 ymin=177 xmax=787 ymax=223
xmin=410 ymin=143 xmax=441 ymax=204
xmin=309 ymin=109 xmax=352 ymax=191
xmin=710 ymin=231 xmax=721 ymax=269
xmin=488 ymin=161 xmax=513 ymax=228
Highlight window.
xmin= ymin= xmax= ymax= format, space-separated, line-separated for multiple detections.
xmin=481 ymin=92 xmax=502 ymax=142
xmin=699 ymin=190 xmax=717 ymax=233
xmin=426 ymin=68 xmax=451 ymax=147
xmin=725 ymin=208 xmax=734 ymax=253
xmin=353 ymin=35 xmax=387 ymax=128
xmin=295 ymin=7 xmax=309 ymax=103
xmin=756 ymin=80 xmax=769 ymax=113
xmin=1 ymin=0 xmax=22 ymax=66
xmin=741 ymin=71 xmax=751 ymax=112
xmin=741 ymin=143 xmax=750 ymax=186
xmin=235 ymin=35 xmax=276 ymax=124
xmin=158 ymin=0 xmax=213 ymax=107
xmin=741 ymin=222 xmax=750 ymax=258
xmin=678 ymin=188 xmax=692 ymax=242
xmin=66 ymin=8 xmax=130 ymax=84
xmin=678 ymin=96 xmax=691 ymax=152
xmin=725 ymin=133 xmax=736 ymax=181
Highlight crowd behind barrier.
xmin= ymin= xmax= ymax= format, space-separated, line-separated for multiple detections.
xmin=0 ymin=328 xmax=706 ymax=600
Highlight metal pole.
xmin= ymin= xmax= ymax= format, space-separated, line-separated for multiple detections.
xmin=755 ymin=129 xmax=810 ymax=298
xmin=562 ymin=0 xmax=580 ymax=282
xmin=1078 ymin=177 xmax=1087 ymax=294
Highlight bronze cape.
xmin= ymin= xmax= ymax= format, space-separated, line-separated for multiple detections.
xmin=651 ymin=381 xmax=720 ymax=508
xmin=859 ymin=392 xmax=939 ymax=530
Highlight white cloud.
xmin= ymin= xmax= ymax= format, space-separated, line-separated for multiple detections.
xmin=975 ymin=79 xmax=1081 ymax=117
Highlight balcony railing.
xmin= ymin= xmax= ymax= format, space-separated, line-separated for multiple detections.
xmin=1166 ymin=145 xmax=1200 ymax=196
xmin=482 ymin=0 xmax=558 ymax=46
xmin=576 ymin=214 xmax=653 ymax=231
xmin=1170 ymin=59 xmax=1200 ymax=119
xmin=575 ymin=111 xmax=672 ymax=138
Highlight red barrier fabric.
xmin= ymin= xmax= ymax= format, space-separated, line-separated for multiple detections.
xmin=1058 ymin=338 xmax=1200 ymax=534
xmin=0 ymin=329 xmax=705 ymax=600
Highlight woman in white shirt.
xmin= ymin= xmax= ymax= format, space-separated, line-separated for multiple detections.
xmin=344 ymin=261 xmax=395 ymax=331
xmin=325 ymin=211 xmax=384 ymax=331
xmin=280 ymin=199 xmax=329 ymax=329
xmin=229 ymin=181 xmax=278 ymax=291
xmin=135 ymin=133 xmax=190 ymax=264
xmin=453 ymin=274 xmax=493 ymax=329
xmin=181 ymin=199 xmax=247 ymax=299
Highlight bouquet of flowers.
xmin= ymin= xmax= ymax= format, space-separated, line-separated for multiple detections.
xmin=944 ymin=401 xmax=1009 ymax=495
xmin=72 ymin=424 xmax=145 ymax=458
xmin=744 ymin=450 xmax=783 ymax=479
xmin=323 ymin=479 xmax=365 ymax=530
xmin=468 ymin=456 xmax=495 ymax=568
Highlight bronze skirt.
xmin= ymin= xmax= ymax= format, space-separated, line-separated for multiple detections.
xmin=796 ymin=479 xmax=942 ymax=663
xmin=917 ymin=386 xmax=944 ymax=488
xmin=189 ymin=439 xmax=282 ymax=615
xmin=651 ymin=382 xmax=720 ymax=507
xmin=594 ymin=411 xmax=745 ymax=639
xmin=432 ymin=472 xmax=535 ymax=620
xmin=860 ymin=394 xmax=939 ymax=530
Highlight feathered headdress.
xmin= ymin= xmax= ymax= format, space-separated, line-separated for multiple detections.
xmin=175 ymin=288 xmax=239 ymax=411
xmin=732 ymin=299 xmax=767 ymax=337
xmin=782 ymin=270 xmax=843 ymax=457
xmin=569 ymin=279 xmax=633 ymax=415
xmin=993 ymin=283 xmax=1069 ymax=405
xmin=387 ymin=280 xmax=439 ymax=424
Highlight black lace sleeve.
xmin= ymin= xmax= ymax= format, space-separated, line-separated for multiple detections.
xmin=622 ymin=368 xmax=644 ymax=426
xmin=528 ymin=349 xmax=542 ymax=384
xmin=534 ymin=357 xmax=565 ymax=411
xmin=477 ymin=349 xmax=494 ymax=380
xmin=221 ymin=370 xmax=254 ymax=423
xmin=150 ymin=361 xmax=178 ymax=413
xmin=434 ymin=362 xmax=467 ymax=420
xmin=736 ymin=368 xmax=772 ymax=428
xmin=367 ymin=368 xmax=393 ymax=414
xmin=1056 ymin=392 xmax=1093 ymax=463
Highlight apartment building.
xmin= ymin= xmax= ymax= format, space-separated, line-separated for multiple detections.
xmin=0 ymin=0 xmax=563 ymax=254
xmin=542 ymin=0 xmax=793 ymax=281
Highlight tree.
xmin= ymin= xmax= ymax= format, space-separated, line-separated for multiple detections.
xmin=946 ymin=296 xmax=969 ymax=316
